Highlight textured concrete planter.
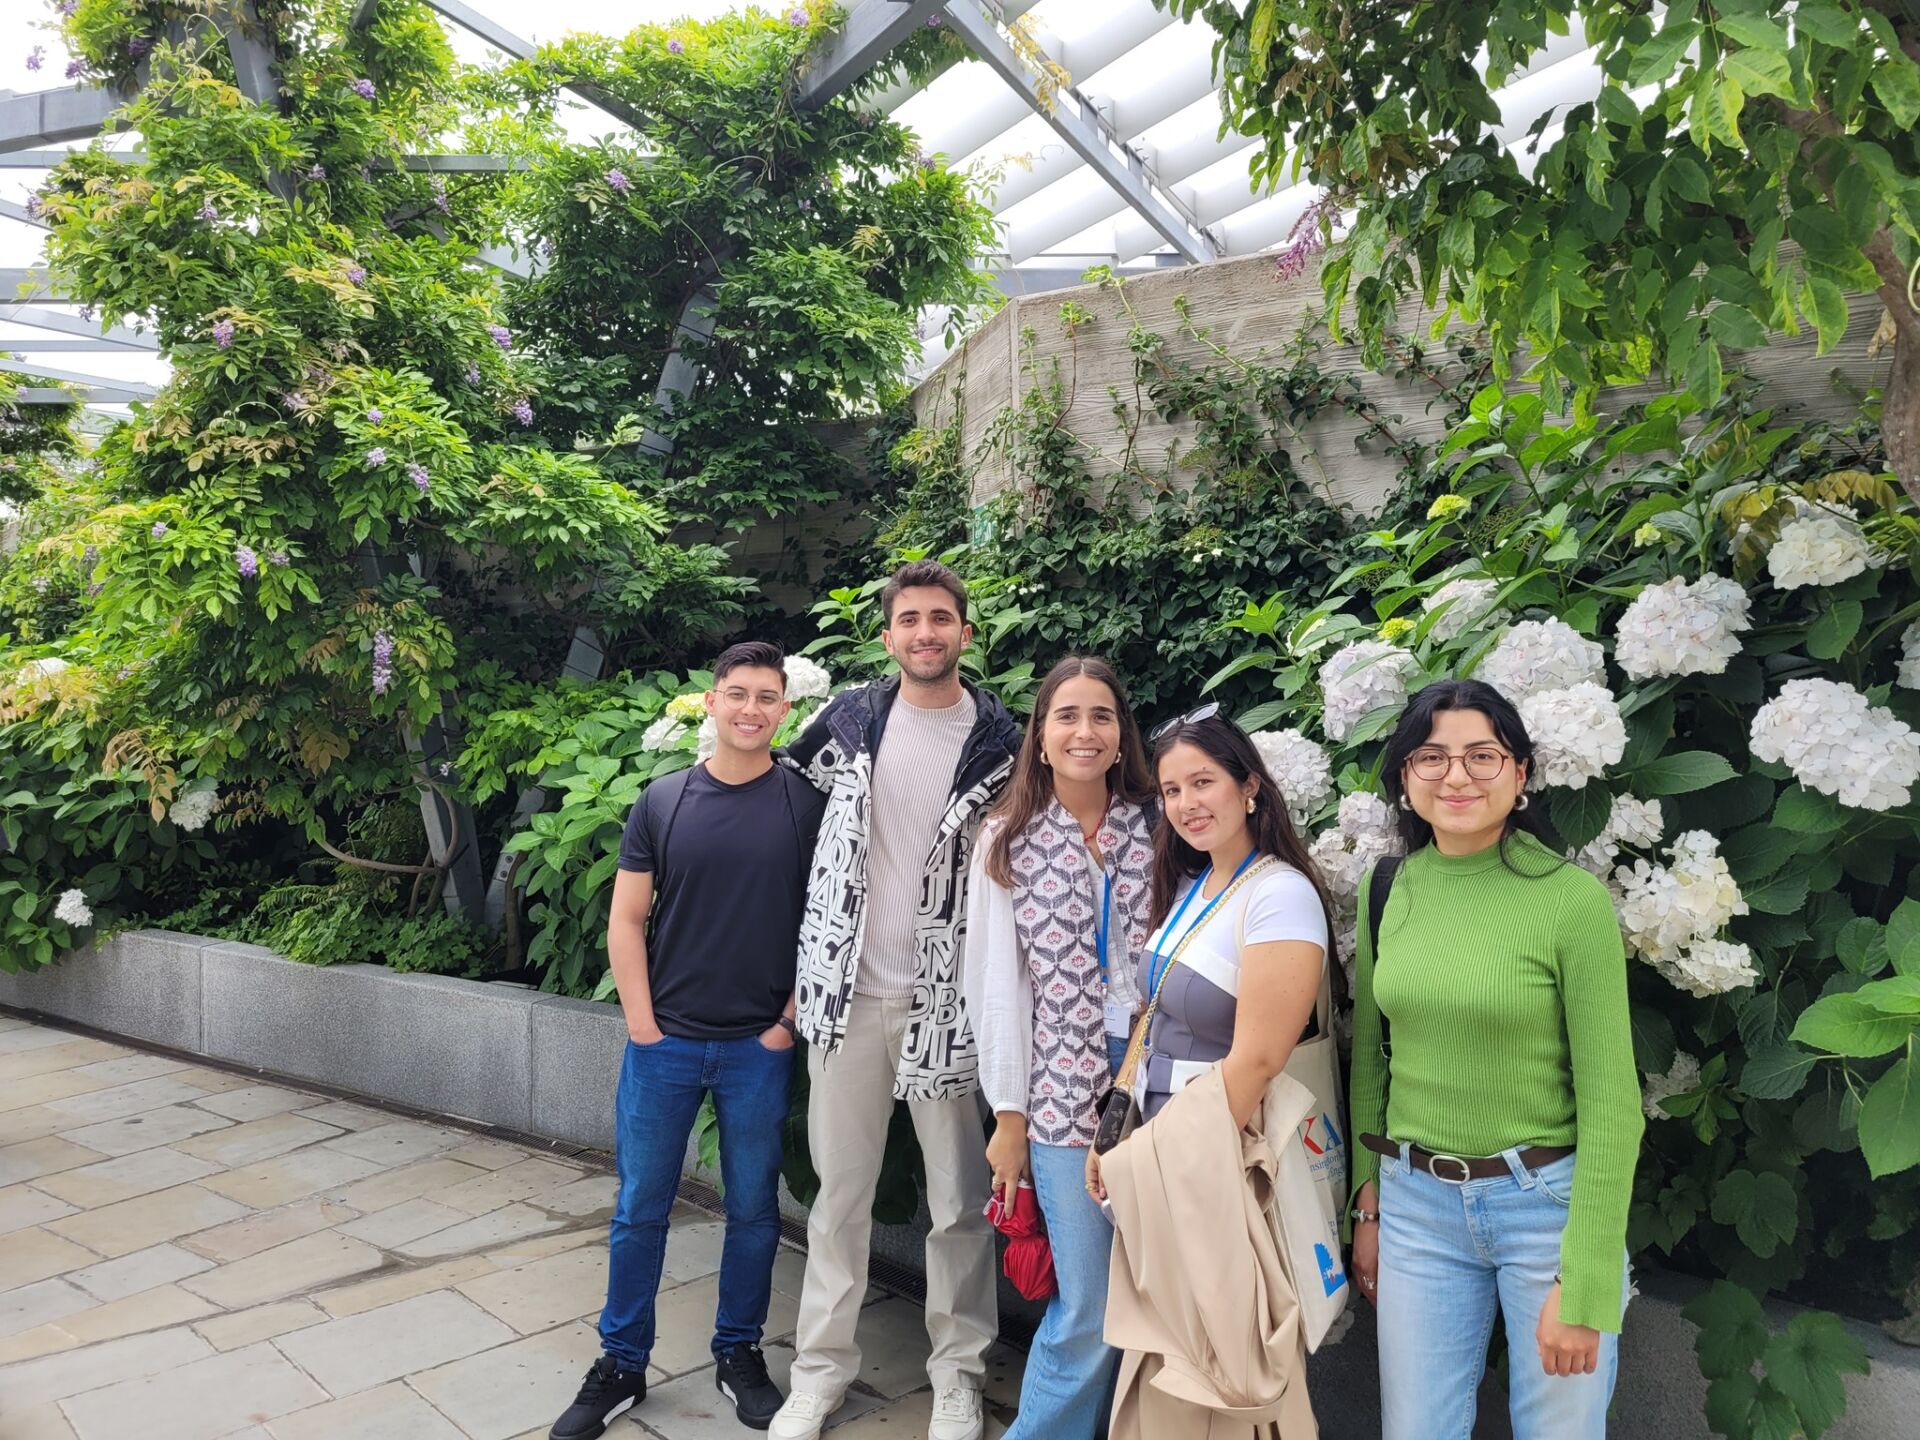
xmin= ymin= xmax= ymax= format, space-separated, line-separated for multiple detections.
xmin=3 ymin=931 xmax=1915 ymax=1438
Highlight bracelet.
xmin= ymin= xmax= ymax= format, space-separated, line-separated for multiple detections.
xmin=1349 ymin=1206 xmax=1379 ymax=1224
xmin=776 ymin=1016 xmax=799 ymax=1040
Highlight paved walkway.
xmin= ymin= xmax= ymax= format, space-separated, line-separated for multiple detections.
xmin=0 ymin=1013 xmax=1020 ymax=1440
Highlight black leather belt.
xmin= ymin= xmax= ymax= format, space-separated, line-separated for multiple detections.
xmin=1360 ymin=1132 xmax=1573 ymax=1183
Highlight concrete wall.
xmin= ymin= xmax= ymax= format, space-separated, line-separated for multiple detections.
xmin=3 ymin=932 xmax=1915 ymax=1438
xmin=916 ymin=251 xmax=1891 ymax=519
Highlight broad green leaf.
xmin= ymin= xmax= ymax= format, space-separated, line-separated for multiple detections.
xmin=1723 ymin=46 xmax=1793 ymax=100
xmin=1721 ymin=824 xmax=1800 ymax=884
xmin=1710 ymin=1168 xmax=1798 ymax=1257
xmin=1870 ymin=54 xmax=1920 ymax=130
xmin=1633 ymin=751 xmax=1738 ymax=796
xmin=1859 ymin=1057 xmax=1920 ymax=1177
xmin=1792 ymin=991 xmax=1917 ymax=1057
xmin=1684 ymin=1280 xmax=1769 ymax=1378
xmin=1762 ymin=1312 xmax=1869 ymax=1440
xmin=1805 ymin=600 xmax=1863 ymax=660
xmin=1631 ymin=1003 xmax=1677 ymax=1074
xmin=1773 ymin=785 xmax=1846 ymax=834
xmin=1888 ymin=897 xmax=1920 ymax=974
xmin=1740 ymin=1043 xmax=1817 ymax=1100
xmin=1629 ymin=17 xmax=1701 ymax=86
xmin=1800 ymin=276 xmax=1848 ymax=354
xmin=1707 ymin=303 xmax=1770 ymax=349
xmin=1551 ymin=784 xmax=1613 ymax=850
xmin=1691 ymin=70 xmax=1745 ymax=152
xmin=1835 ymin=917 xmax=1891 ymax=977
xmin=1745 ymin=869 xmax=1810 ymax=915
xmin=1792 ymin=4 xmax=1860 ymax=47
xmin=1857 ymin=975 xmax=1920 ymax=1016
xmin=1685 ymin=333 xmax=1724 ymax=404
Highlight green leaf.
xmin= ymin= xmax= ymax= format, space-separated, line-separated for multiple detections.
xmin=1685 ymin=333 xmax=1724 ymax=404
xmin=1805 ymin=600 xmax=1863 ymax=660
xmin=1746 ymin=869 xmax=1811 ymax=915
xmin=1715 ymin=14 xmax=1789 ymax=53
xmin=1710 ymin=1168 xmax=1798 ymax=1257
xmin=1632 ymin=1002 xmax=1677 ymax=1073
xmin=1836 ymin=917 xmax=1891 ymax=977
xmin=1723 ymin=46 xmax=1794 ymax=100
xmin=1629 ymin=17 xmax=1702 ymax=86
xmin=1684 ymin=1280 xmax=1769 ymax=1378
xmin=1800 ymin=276 xmax=1849 ymax=354
xmin=1551 ymin=784 xmax=1614 ymax=850
xmin=1762 ymin=1312 xmax=1869 ymax=1440
xmin=1692 ymin=70 xmax=1745 ymax=152
xmin=1792 ymin=991 xmax=1917 ymax=1057
xmin=1633 ymin=751 xmax=1738 ymax=796
xmin=1871 ymin=54 xmax=1920 ymax=130
xmin=1773 ymin=785 xmax=1846 ymax=834
xmin=1858 ymin=975 xmax=1920 ymax=1015
xmin=1887 ymin=898 xmax=1920 ymax=974
xmin=1706 ymin=303 xmax=1770 ymax=349
xmin=1792 ymin=5 xmax=1860 ymax=47
xmin=1741 ymin=1043 xmax=1817 ymax=1100
xmin=1721 ymin=824 xmax=1800 ymax=884
xmin=1859 ymin=1056 xmax=1920 ymax=1177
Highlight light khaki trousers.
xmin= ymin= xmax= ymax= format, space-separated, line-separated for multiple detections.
xmin=787 ymin=994 xmax=997 ymax=1399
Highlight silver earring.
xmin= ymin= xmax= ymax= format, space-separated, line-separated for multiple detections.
xmin=1515 ymin=794 xmax=1530 ymax=811
xmin=1397 ymin=795 xmax=1412 ymax=811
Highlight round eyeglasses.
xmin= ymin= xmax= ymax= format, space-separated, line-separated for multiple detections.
xmin=1406 ymin=746 xmax=1511 ymax=782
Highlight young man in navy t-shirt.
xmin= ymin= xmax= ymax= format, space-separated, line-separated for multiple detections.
xmin=550 ymin=641 xmax=826 ymax=1439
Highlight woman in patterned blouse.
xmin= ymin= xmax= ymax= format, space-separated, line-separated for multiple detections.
xmin=961 ymin=655 xmax=1158 ymax=1440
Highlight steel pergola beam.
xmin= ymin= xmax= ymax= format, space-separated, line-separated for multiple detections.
xmin=938 ymin=0 xmax=1222 ymax=264
xmin=0 ymin=360 xmax=153 ymax=399
xmin=419 ymin=0 xmax=649 ymax=131
xmin=796 ymin=0 xmax=948 ymax=110
xmin=0 ymin=303 xmax=158 ymax=351
xmin=0 ymin=338 xmax=148 ymax=352
xmin=0 ymin=87 xmax=125 ymax=156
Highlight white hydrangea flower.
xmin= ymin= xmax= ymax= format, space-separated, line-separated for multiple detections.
xmin=1898 ymin=620 xmax=1920 ymax=690
xmin=1308 ymin=792 xmax=1398 ymax=905
xmin=1519 ymin=683 xmax=1626 ymax=790
xmin=1614 ymin=575 xmax=1752 ymax=680
xmin=695 ymin=715 xmax=717 ymax=761
xmin=1337 ymin=790 xmax=1396 ymax=843
xmin=1251 ymin=729 xmax=1334 ymax=828
xmin=1766 ymin=510 xmax=1882 ymax=590
xmin=1422 ymin=577 xmax=1501 ymax=644
xmin=1475 ymin=618 xmax=1606 ymax=702
xmin=168 ymin=786 xmax=218 ymax=833
xmin=16 ymin=656 xmax=71 ymax=683
xmin=1654 ymin=938 xmax=1761 ymax=999
xmin=784 ymin=655 xmax=833 ymax=701
xmin=54 ymin=888 xmax=93 ymax=927
xmin=642 ymin=713 xmax=689 ymax=751
xmin=665 ymin=691 xmax=706 ymax=722
xmin=1614 ymin=830 xmax=1748 ymax=981
xmin=1750 ymin=678 xmax=1920 ymax=812
xmin=1318 ymin=640 xmax=1417 ymax=742
xmin=1641 ymin=1051 xmax=1702 ymax=1121
xmin=1608 ymin=794 xmax=1666 ymax=850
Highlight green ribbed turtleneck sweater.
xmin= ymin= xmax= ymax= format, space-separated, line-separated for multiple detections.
xmin=1348 ymin=832 xmax=1644 ymax=1333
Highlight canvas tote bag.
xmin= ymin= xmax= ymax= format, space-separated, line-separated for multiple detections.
xmin=1237 ymin=872 xmax=1351 ymax=1350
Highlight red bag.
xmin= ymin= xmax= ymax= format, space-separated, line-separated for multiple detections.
xmin=986 ymin=1180 xmax=1057 ymax=1301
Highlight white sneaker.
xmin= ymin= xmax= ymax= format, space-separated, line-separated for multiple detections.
xmin=928 ymin=1386 xmax=984 ymax=1440
xmin=768 ymin=1388 xmax=837 ymax=1440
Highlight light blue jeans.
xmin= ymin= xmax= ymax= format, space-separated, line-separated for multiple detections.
xmin=1376 ymin=1144 xmax=1622 ymax=1440
xmin=1004 ymin=1035 xmax=1128 ymax=1440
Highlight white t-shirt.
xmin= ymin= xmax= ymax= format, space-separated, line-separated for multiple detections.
xmin=1142 ymin=861 xmax=1329 ymax=1007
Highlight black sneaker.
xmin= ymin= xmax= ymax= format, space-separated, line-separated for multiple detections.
xmin=714 ymin=1341 xmax=784 ymax=1430
xmin=550 ymin=1355 xmax=645 ymax=1440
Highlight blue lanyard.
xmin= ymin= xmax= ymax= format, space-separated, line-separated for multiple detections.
xmin=1145 ymin=850 xmax=1258 ymax=996
xmin=1095 ymin=871 xmax=1113 ymax=982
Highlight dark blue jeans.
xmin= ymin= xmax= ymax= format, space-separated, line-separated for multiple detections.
xmin=599 ymin=1033 xmax=794 ymax=1371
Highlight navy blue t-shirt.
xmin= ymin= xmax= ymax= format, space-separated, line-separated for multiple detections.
xmin=617 ymin=761 xmax=826 ymax=1040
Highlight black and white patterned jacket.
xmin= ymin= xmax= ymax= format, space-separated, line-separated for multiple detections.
xmin=782 ymin=676 xmax=1022 ymax=1100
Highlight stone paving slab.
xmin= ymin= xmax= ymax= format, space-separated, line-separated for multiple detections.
xmin=0 ymin=1016 xmax=1030 ymax=1440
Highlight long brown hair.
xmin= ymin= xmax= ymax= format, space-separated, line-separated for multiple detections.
xmin=1147 ymin=714 xmax=1337 ymax=949
xmin=984 ymin=655 xmax=1156 ymax=887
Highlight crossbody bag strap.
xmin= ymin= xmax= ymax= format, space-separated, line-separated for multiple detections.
xmin=1114 ymin=856 xmax=1277 ymax=1093
xmin=1366 ymin=854 xmax=1404 ymax=1087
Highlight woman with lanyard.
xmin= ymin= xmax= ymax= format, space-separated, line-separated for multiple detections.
xmin=962 ymin=655 xmax=1157 ymax=1440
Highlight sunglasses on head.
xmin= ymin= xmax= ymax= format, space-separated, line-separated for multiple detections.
xmin=1148 ymin=701 xmax=1222 ymax=742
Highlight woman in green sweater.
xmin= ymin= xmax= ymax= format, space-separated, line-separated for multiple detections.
xmin=1348 ymin=678 xmax=1641 ymax=1439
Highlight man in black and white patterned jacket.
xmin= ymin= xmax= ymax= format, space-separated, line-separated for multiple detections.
xmin=770 ymin=559 xmax=1021 ymax=1440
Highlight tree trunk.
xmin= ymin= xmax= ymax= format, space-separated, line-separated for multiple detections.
xmin=1866 ymin=232 xmax=1920 ymax=508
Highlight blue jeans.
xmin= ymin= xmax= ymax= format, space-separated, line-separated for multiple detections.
xmin=1376 ymin=1145 xmax=1622 ymax=1440
xmin=599 ymin=1033 xmax=794 ymax=1371
xmin=1006 ymin=1040 xmax=1127 ymax=1440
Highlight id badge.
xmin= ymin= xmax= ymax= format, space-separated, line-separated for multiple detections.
xmin=1104 ymin=1000 xmax=1133 ymax=1038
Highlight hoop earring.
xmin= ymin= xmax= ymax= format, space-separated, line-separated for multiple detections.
xmin=1515 ymin=793 xmax=1530 ymax=811
xmin=1397 ymin=795 xmax=1412 ymax=811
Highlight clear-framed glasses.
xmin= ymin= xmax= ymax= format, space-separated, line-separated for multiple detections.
xmin=1406 ymin=745 xmax=1511 ymax=782
xmin=1149 ymin=701 xmax=1221 ymax=742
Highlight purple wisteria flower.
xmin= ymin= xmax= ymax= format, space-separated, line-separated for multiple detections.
xmin=235 ymin=544 xmax=259 ymax=579
xmin=914 ymin=150 xmax=934 ymax=171
xmin=197 ymin=197 xmax=218 ymax=222
xmin=366 ymin=446 xmax=388 ymax=466
xmin=351 ymin=78 xmax=376 ymax=100
xmin=927 ymin=13 xmax=940 ymax=24
xmin=82 ymin=545 xmax=98 ymax=574
xmin=151 ymin=522 xmax=168 ymax=539
xmin=465 ymin=362 xmax=481 ymax=385
xmin=512 ymin=398 xmax=533 ymax=426
xmin=87 ymin=583 xmax=102 ymax=597
xmin=128 ymin=36 xmax=153 ymax=59
xmin=487 ymin=324 xmax=512 ymax=351
xmin=59 ymin=1 xmax=77 ymax=15
xmin=78 ymin=305 xmax=94 ymax=321
xmin=269 ymin=549 xmax=290 ymax=567
xmin=307 ymin=163 xmax=328 ymax=182
xmin=65 ymin=59 xmax=85 ymax=80
xmin=348 ymin=265 xmax=367 ymax=284
xmin=408 ymin=462 xmax=430 ymax=492
xmin=667 ymin=37 xmax=685 ymax=55
xmin=788 ymin=7 xmax=808 ymax=26
xmin=432 ymin=178 xmax=450 ymax=214
xmin=283 ymin=391 xmax=310 ymax=411
xmin=27 ymin=47 xmax=45 ymax=72
xmin=367 ymin=406 xmax=382 ymax=423
xmin=24 ymin=196 xmax=43 ymax=220
xmin=605 ymin=168 xmax=630 ymax=195
xmin=1272 ymin=196 xmax=1333 ymax=282
xmin=371 ymin=632 xmax=394 ymax=696
xmin=212 ymin=319 xmax=235 ymax=349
